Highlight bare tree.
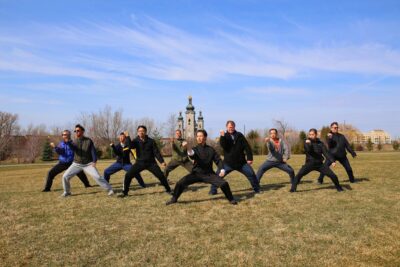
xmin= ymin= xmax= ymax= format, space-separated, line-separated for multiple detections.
xmin=133 ymin=117 xmax=159 ymax=137
xmin=164 ymin=113 xmax=177 ymax=138
xmin=23 ymin=124 xmax=49 ymax=163
xmin=272 ymin=119 xmax=298 ymax=151
xmin=0 ymin=111 xmax=20 ymax=160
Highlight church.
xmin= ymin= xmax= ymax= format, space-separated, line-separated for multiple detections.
xmin=177 ymin=96 xmax=204 ymax=139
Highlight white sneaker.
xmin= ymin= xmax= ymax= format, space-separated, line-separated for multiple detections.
xmin=60 ymin=192 xmax=71 ymax=197
xmin=108 ymin=190 xmax=115 ymax=196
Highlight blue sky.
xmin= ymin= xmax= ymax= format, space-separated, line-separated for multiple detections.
xmin=1 ymin=0 xmax=399 ymax=138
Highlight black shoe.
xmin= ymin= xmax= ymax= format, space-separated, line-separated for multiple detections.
xmin=85 ymin=185 xmax=92 ymax=188
xmin=42 ymin=189 xmax=50 ymax=192
xmin=230 ymin=199 xmax=238 ymax=205
xmin=336 ymin=186 xmax=344 ymax=192
xmin=349 ymin=179 xmax=356 ymax=183
xmin=166 ymin=190 xmax=173 ymax=195
xmin=208 ymin=190 xmax=218 ymax=195
xmin=289 ymin=188 xmax=296 ymax=193
xmin=166 ymin=198 xmax=177 ymax=205
xmin=118 ymin=193 xmax=128 ymax=198
xmin=254 ymin=190 xmax=262 ymax=194
xmin=317 ymin=179 xmax=323 ymax=185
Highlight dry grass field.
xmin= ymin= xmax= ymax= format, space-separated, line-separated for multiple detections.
xmin=0 ymin=152 xmax=399 ymax=266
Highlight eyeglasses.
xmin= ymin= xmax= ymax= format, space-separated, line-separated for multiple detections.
xmin=74 ymin=130 xmax=82 ymax=133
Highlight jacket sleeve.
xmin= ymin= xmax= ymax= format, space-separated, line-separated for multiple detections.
xmin=344 ymin=136 xmax=357 ymax=157
xmin=242 ymin=135 xmax=253 ymax=161
xmin=212 ymin=148 xmax=224 ymax=170
xmin=153 ymin=140 xmax=165 ymax=164
xmin=54 ymin=143 xmax=66 ymax=155
xmin=127 ymin=136 xmax=136 ymax=149
xmin=111 ymin=144 xmax=122 ymax=157
xmin=267 ymin=140 xmax=275 ymax=152
xmin=90 ymin=141 xmax=98 ymax=163
xmin=172 ymin=140 xmax=184 ymax=155
xmin=304 ymin=140 xmax=313 ymax=153
xmin=219 ymin=135 xmax=228 ymax=150
xmin=66 ymin=140 xmax=77 ymax=151
xmin=322 ymin=143 xmax=334 ymax=163
xmin=327 ymin=133 xmax=336 ymax=148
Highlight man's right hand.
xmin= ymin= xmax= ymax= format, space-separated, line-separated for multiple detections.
xmin=182 ymin=141 xmax=188 ymax=147
xmin=327 ymin=133 xmax=333 ymax=138
xmin=124 ymin=131 xmax=129 ymax=136
xmin=50 ymin=142 xmax=55 ymax=148
xmin=265 ymin=137 xmax=270 ymax=143
xmin=305 ymin=139 xmax=311 ymax=144
xmin=110 ymin=143 xmax=114 ymax=147
xmin=220 ymin=130 xmax=225 ymax=136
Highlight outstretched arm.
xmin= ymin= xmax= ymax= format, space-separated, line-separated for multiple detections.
xmin=344 ymin=136 xmax=357 ymax=157
xmin=153 ymin=141 xmax=165 ymax=164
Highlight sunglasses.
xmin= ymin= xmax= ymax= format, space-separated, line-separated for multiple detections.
xmin=62 ymin=134 xmax=68 ymax=136
xmin=74 ymin=130 xmax=82 ymax=133
xmin=332 ymin=127 xmax=338 ymax=129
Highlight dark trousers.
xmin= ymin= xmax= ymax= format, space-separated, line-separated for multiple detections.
xmin=104 ymin=162 xmax=146 ymax=187
xmin=123 ymin=162 xmax=171 ymax=195
xmin=210 ymin=163 xmax=260 ymax=194
xmin=291 ymin=162 xmax=342 ymax=191
xmin=43 ymin=162 xmax=90 ymax=190
xmin=256 ymin=160 xmax=295 ymax=184
xmin=173 ymin=172 xmax=234 ymax=202
xmin=318 ymin=156 xmax=354 ymax=182
xmin=164 ymin=159 xmax=193 ymax=178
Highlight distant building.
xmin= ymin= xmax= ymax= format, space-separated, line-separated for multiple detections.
xmin=362 ymin=130 xmax=391 ymax=144
xmin=177 ymin=96 xmax=204 ymax=139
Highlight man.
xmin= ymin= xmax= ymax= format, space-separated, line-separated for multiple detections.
xmin=42 ymin=130 xmax=91 ymax=192
xmin=317 ymin=122 xmax=357 ymax=184
xmin=119 ymin=125 xmax=171 ymax=197
xmin=166 ymin=130 xmax=237 ymax=205
xmin=209 ymin=120 xmax=260 ymax=195
xmin=61 ymin=124 xmax=114 ymax=197
xmin=256 ymin=128 xmax=295 ymax=184
xmin=103 ymin=131 xmax=146 ymax=188
xmin=164 ymin=129 xmax=193 ymax=179
xmin=290 ymin=128 xmax=344 ymax=192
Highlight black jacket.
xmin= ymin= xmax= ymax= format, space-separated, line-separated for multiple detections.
xmin=219 ymin=131 xmax=253 ymax=169
xmin=189 ymin=144 xmax=223 ymax=175
xmin=304 ymin=138 xmax=334 ymax=165
xmin=128 ymin=135 xmax=164 ymax=164
xmin=111 ymin=141 xmax=132 ymax=165
xmin=327 ymin=132 xmax=357 ymax=158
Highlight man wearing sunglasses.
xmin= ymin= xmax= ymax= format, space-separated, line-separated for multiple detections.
xmin=61 ymin=124 xmax=114 ymax=197
xmin=317 ymin=122 xmax=357 ymax=184
xmin=42 ymin=130 xmax=91 ymax=192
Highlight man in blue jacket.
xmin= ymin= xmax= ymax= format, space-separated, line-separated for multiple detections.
xmin=317 ymin=122 xmax=357 ymax=184
xmin=104 ymin=131 xmax=146 ymax=188
xmin=42 ymin=130 xmax=91 ymax=192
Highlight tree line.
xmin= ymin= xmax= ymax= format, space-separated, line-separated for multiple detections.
xmin=0 ymin=110 xmax=398 ymax=164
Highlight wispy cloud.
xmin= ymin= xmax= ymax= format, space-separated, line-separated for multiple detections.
xmin=1 ymin=16 xmax=400 ymax=85
xmin=242 ymin=86 xmax=311 ymax=96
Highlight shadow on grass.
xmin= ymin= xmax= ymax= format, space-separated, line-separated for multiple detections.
xmin=297 ymin=183 xmax=353 ymax=192
xmin=175 ymin=190 xmax=258 ymax=205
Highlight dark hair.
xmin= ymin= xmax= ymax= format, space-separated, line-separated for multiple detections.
xmin=137 ymin=125 xmax=147 ymax=132
xmin=62 ymin=130 xmax=71 ymax=136
xmin=226 ymin=120 xmax=236 ymax=127
xmin=269 ymin=128 xmax=278 ymax=134
xmin=196 ymin=129 xmax=208 ymax=137
xmin=75 ymin=124 xmax=85 ymax=132
xmin=119 ymin=132 xmax=125 ymax=136
xmin=330 ymin=122 xmax=339 ymax=127
xmin=175 ymin=129 xmax=182 ymax=133
xmin=309 ymin=128 xmax=318 ymax=135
